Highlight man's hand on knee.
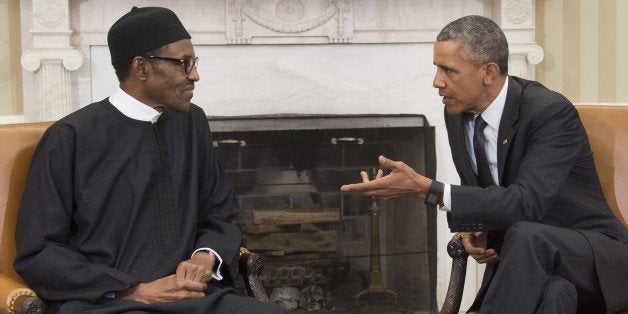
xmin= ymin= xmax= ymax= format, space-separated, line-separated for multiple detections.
xmin=118 ymin=274 xmax=207 ymax=304
xmin=461 ymin=231 xmax=500 ymax=264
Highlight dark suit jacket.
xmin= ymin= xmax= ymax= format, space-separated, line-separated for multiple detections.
xmin=444 ymin=76 xmax=628 ymax=312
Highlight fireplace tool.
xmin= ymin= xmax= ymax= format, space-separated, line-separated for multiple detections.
xmin=351 ymin=193 xmax=404 ymax=311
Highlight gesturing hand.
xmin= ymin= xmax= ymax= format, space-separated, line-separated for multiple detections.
xmin=460 ymin=232 xmax=499 ymax=264
xmin=118 ymin=274 xmax=207 ymax=304
xmin=340 ymin=155 xmax=432 ymax=199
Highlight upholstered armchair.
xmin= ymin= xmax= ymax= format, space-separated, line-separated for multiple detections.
xmin=0 ymin=122 xmax=268 ymax=313
xmin=439 ymin=105 xmax=628 ymax=314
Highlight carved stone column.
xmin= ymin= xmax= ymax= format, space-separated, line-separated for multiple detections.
xmin=494 ymin=0 xmax=544 ymax=79
xmin=21 ymin=0 xmax=83 ymax=121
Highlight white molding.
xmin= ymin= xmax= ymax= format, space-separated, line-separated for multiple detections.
xmin=0 ymin=115 xmax=26 ymax=125
xmin=508 ymin=43 xmax=544 ymax=79
xmin=21 ymin=0 xmax=83 ymax=121
xmin=226 ymin=0 xmax=354 ymax=44
xmin=21 ymin=48 xmax=84 ymax=71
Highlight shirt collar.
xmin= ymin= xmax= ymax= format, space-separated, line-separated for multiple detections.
xmin=108 ymin=87 xmax=162 ymax=123
xmin=478 ymin=77 xmax=509 ymax=130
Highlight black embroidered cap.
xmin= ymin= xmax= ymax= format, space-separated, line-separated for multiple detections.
xmin=107 ymin=6 xmax=191 ymax=64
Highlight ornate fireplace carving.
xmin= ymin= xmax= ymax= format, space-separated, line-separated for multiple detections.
xmin=226 ymin=0 xmax=353 ymax=43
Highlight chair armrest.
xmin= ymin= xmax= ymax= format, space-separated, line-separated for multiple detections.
xmin=440 ymin=233 xmax=469 ymax=314
xmin=238 ymin=248 xmax=269 ymax=301
xmin=0 ymin=273 xmax=44 ymax=314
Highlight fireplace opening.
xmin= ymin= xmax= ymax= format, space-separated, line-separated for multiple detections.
xmin=209 ymin=114 xmax=437 ymax=312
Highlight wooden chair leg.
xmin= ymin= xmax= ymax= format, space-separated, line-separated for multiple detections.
xmin=11 ymin=295 xmax=44 ymax=314
xmin=238 ymin=249 xmax=269 ymax=301
xmin=440 ymin=233 xmax=469 ymax=314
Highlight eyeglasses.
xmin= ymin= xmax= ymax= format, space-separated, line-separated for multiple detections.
xmin=142 ymin=55 xmax=199 ymax=74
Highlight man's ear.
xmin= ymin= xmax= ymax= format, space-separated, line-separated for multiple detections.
xmin=482 ymin=62 xmax=501 ymax=85
xmin=131 ymin=56 xmax=150 ymax=81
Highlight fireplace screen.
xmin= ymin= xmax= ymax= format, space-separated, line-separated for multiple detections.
xmin=210 ymin=114 xmax=436 ymax=312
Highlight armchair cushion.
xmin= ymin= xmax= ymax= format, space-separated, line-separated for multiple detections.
xmin=576 ymin=105 xmax=628 ymax=226
xmin=1 ymin=122 xmax=52 ymax=313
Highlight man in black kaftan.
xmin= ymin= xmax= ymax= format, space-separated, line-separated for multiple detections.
xmin=14 ymin=6 xmax=283 ymax=314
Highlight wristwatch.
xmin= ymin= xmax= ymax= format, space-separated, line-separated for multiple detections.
xmin=424 ymin=180 xmax=444 ymax=206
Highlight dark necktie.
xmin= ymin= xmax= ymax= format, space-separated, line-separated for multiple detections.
xmin=473 ymin=115 xmax=495 ymax=187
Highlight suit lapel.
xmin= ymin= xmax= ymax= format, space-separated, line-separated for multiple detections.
xmin=497 ymin=77 xmax=522 ymax=183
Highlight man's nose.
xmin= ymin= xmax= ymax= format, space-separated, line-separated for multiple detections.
xmin=433 ymin=75 xmax=445 ymax=89
xmin=188 ymin=67 xmax=200 ymax=82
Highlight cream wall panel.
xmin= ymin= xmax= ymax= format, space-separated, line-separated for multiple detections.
xmin=580 ymin=0 xmax=598 ymax=102
xmin=537 ymin=0 xmax=627 ymax=103
xmin=537 ymin=0 xmax=564 ymax=93
xmin=562 ymin=0 xmax=580 ymax=101
xmin=598 ymin=1 xmax=616 ymax=103
xmin=618 ymin=0 xmax=628 ymax=101
xmin=0 ymin=0 xmax=23 ymax=116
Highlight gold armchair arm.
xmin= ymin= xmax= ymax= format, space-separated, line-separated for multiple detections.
xmin=0 ymin=273 xmax=43 ymax=314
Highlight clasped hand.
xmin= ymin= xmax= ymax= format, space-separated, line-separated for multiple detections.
xmin=460 ymin=232 xmax=500 ymax=264
xmin=118 ymin=251 xmax=216 ymax=304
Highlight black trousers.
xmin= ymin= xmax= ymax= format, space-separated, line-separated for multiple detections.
xmin=479 ymin=221 xmax=604 ymax=314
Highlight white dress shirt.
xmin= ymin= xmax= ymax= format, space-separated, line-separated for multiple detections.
xmin=109 ymin=87 xmax=225 ymax=280
xmin=441 ymin=78 xmax=508 ymax=212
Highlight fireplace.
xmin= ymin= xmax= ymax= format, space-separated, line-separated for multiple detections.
xmin=209 ymin=114 xmax=437 ymax=312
